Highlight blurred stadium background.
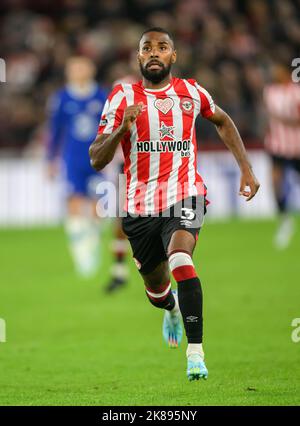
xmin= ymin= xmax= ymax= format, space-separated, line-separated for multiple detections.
xmin=0 ymin=0 xmax=300 ymax=406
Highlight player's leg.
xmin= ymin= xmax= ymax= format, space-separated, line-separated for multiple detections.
xmin=167 ymin=230 xmax=207 ymax=380
xmin=161 ymin=196 xmax=208 ymax=380
xmin=122 ymin=215 xmax=174 ymax=308
xmin=122 ymin=214 xmax=183 ymax=345
xmin=271 ymin=155 xmax=287 ymax=214
xmin=64 ymin=168 xmax=102 ymax=277
xmin=105 ymin=218 xmax=129 ymax=293
xmin=271 ymin=155 xmax=295 ymax=248
xmin=65 ymin=195 xmax=101 ymax=277
xmin=293 ymin=158 xmax=300 ymax=177
xmin=142 ymin=260 xmax=173 ymax=309
xmin=141 ymin=260 xmax=183 ymax=348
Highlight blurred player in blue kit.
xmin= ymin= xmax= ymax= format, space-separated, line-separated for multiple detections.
xmin=46 ymin=56 xmax=108 ymax=277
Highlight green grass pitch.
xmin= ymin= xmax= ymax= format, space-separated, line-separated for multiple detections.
xmin=0 ymin=218 xmax=299 ymax=406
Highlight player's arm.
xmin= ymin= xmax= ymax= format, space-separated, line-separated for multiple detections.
xmin=89 ymin=103 xmax=143 ymax=171
xmin=207 ymin=105 xmax=260 ymax=201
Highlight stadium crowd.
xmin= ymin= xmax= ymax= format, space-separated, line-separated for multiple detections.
xmin=1 ymin=0 xmax=300 ymax=153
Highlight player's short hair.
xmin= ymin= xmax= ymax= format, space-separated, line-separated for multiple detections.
xmin=140 ymin=27 xmax=175 ymax=47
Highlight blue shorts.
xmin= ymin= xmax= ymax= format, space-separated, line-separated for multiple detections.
xmin=63 ymin=163 xmax=106 ymax=199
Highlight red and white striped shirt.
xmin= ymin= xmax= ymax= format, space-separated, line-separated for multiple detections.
xmin=264 ymin=82 xmax=300 ymax=159
xmin=98 ymin=77 xmax=215 ymax=214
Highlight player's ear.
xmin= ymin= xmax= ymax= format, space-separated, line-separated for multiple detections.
xmin=171 ymin=50 xmax=177 ymax=64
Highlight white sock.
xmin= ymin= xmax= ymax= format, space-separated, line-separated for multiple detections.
xmin=186 ymin=343 xmax=204 ymax=359
xmin=65 ymin=216 xmax=100 ymax=277
xmin=111 ymin=239 xmax=128 ymax=280
xmin=110 ymin=263 xmax=129 ymax=280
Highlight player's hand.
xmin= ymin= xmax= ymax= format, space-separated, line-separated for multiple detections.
xmin=239 ymin=167 xmax=260 ymax=201
xmin=120 ymin=103 xmax=143 ymax=133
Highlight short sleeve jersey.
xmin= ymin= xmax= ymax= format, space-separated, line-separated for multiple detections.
xmin=98 ymin=77 xmax=215 ymax=214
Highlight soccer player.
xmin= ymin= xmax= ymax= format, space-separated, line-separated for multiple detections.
xmin=264 ymin=61 xmax=300 ymax=249
xmin=89 ymin=28 xmax=260 ymax=380
xmin=47 ymin=56 xmax=108 ymax=277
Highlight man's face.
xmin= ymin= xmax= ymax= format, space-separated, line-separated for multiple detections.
xmin=65 ymin=58 xmax=95 ymax=84
xmin=138 ymin=32 xmax=177 ymax=84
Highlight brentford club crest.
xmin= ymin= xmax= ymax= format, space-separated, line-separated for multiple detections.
xmin=180 ymin=97 xmax=194 ymax=114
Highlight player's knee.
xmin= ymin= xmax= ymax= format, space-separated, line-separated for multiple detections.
xmin=141 ymin=261 xmax=169 ymax=289
xmin=168 ymin=250 xmax=197 ymax=282
xmin=167 ymin=230 xmax=195 ymax=256
xmin=145 ymin=281 xmax=172 ymax=308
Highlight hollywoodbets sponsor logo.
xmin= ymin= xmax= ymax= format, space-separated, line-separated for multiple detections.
xmin=134 ymin=139 xmax=191 ymax=154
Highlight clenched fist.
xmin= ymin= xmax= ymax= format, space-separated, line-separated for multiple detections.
xmin=120 ymin=102 xmax=143 ymax=133
xmin=239 ymin=167 xmax=260 ymax=201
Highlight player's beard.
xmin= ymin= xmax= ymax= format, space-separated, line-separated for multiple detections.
xmin=139 ymin=60 xmax=172 ymax=84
